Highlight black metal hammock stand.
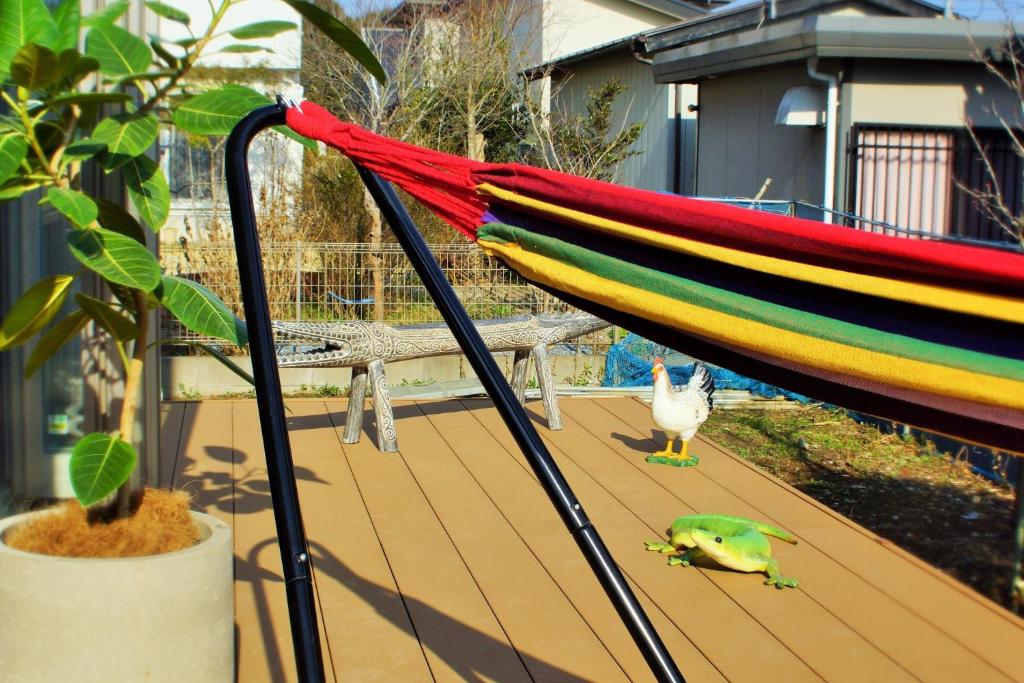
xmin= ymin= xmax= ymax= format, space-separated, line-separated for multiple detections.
xmin=225 ymin=103 xmax=686 ymax=682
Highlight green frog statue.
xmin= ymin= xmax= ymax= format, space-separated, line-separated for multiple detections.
xmin=645 ymin=513 xmax=800 ymax=589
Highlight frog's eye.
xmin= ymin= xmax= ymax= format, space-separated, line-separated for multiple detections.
xmin=714 ymin=536 xmax=723 ymax=543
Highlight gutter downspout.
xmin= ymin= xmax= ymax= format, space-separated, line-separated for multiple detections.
xmin=807 ymin=58 xmax=837 ymax=223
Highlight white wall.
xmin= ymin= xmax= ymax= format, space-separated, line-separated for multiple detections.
xmin=541 ymin=0 xmax=679 ymax=62
xmin=156 ymin=0 xmax=302 ymax=69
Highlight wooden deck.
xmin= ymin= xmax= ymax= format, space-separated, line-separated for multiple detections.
xmin=160 ymin=397 xmax=1024 ymax=682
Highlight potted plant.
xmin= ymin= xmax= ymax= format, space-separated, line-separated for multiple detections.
xmin=0 ymin=0 xmax=383 ymax=679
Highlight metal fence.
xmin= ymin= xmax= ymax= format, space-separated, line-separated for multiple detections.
xmin=160 ymin=240 xmax=613 ymax=351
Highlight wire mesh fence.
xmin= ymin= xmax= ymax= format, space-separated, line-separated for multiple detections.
xmin=159 ymin=240 xmax=615 ymax=352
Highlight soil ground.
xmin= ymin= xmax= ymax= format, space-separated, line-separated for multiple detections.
xmin=701 ymin=405 xmax=1020 ymax=612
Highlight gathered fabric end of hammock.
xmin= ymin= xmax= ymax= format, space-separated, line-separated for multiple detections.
xmin=286 ymin=101 xmax=487 ymax=236
xmin=284 ymin=101 xmax=1024 ymax=453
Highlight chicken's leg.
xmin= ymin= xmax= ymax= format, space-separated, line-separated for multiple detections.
xmin=650 ymin=437 xmax=676 ymax=459
xmin=676 ymin=439 xmax=693 ymax=460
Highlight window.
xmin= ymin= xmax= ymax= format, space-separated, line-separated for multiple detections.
xmin=847 ymin=125 xmax=1022 ymax=243
xmin=161 ymin=129 xmax=225 ymax=202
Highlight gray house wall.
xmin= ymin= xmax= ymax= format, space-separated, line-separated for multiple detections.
xmin=695 ymin=63 xmax=825 ymax=202
xmin=552 ymin=50 xmax=698 ymax=192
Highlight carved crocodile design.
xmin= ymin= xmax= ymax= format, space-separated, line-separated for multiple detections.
xmin=272 ymin=313 xmax=610 ymax=452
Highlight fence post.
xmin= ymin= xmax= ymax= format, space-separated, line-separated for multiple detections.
xmin=295 ymin=240 xmax=302 ymax=322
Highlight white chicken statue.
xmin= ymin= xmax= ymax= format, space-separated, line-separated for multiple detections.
xmin=648 ymin=358 xmax=715 ymax=467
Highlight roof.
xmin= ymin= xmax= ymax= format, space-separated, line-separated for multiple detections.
xmin=641 ymin=0 xmax=944 ymax=53
xmin=646 ymin=15 xmax=1018 ymax=82
xmin=523 ymin=33 xmax=640 ymax=77
xmin=628 ymin=0 xmax=730 ymax=18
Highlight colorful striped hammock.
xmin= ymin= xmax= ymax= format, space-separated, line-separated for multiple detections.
xmin=286 ymin=102 xmax=1024 ymax=454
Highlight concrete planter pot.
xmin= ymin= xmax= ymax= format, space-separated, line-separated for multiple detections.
xmin=0 ymin=510 xmax=233 ymax=682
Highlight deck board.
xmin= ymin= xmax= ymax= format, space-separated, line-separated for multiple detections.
xmin=164 ymin=397 xmax=1024 ymax=683
xmin=522 ymin=398 xmax=916 ymax=682
xmin=416 ymin=400 xmax=704 ymax=682
xmin=324 ymin=400 xmax=535 ymax=682
xmin=593 ymin=396 xmax=1021 ymax=681
xmin=382 ymin=401 xmax=630 ymax=682
xmin=286 ymin=400 xmax=433 ymax=683
xmin=462 ymin=399 xmax=823 ymax=682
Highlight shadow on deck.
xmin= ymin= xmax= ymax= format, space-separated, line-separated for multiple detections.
xmin=159 ymin=397 xmax=1024 ymax=682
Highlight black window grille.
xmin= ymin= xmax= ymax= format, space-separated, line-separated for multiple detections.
xmin=846 ymin=125 xmax=1022 ymax=243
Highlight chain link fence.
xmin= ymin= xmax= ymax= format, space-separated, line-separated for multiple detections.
xmin=159 ymin=240 xmax=615 ymax=352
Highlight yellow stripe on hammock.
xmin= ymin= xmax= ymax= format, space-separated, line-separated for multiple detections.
xmin=476 ymin=183 xmax=1024 ymax=325
xmin=478 ymin=238 xmax=1024 ymax=411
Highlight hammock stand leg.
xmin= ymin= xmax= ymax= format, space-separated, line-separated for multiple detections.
xmin=226 ymin=103 xmax=683 ymax=683
xmin=226 ymin=105 xmax=325 ymax=683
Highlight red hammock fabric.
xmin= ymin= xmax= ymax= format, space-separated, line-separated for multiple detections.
xmin=287 ymin=101 xmax=1024 ymax=295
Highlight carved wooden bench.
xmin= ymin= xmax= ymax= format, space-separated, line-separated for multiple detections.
xmin=273 ymin=313 xmax=610 ymax=452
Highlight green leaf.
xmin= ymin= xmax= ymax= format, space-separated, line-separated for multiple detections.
xmin=75 ymin=292 xmax=136 ymax=341
xmin=63 ymin=137 xmax=105 ymax=161
xmin=24 ymin=310 xmax=87 ymax=378
xmin=172 ymin=37 xmax=198 ymax=48
xmin=51 ymin=0 xmax=81 ymax=53
xmin=149 ymin=38 xmax=179 ymax=68
xmin=217 ymin=44 xmax=272 ymax=54
xmin=44 ymin=91 xmax=132 ymax=109
xmin=0 ymin=0 xmax=59 ymax=77
xmin=46 ymin=187 xmax=97 ymax=227
xmin=122 ymin=155 xmax=169 ymax=229
xmin=229 ymin=20 xmax=296 ymax=39
xmin=281 ymin=0 xmax=385 ymax=85
xmin=86 ymin=23 xmax=152 ymax=77
xmin=0 ymin=135 xmax=28 ymax=184
xmin=69 ymin=432 xmax=136 ymax=506
xmin=0 ymin=177 xmax=42 ymax=201
xmin=93 ymin=114 xmax=158 ymax=163
xmin=67 ymin=227 xmax=161 ymax=290
xmin=158 ymin=275 xmax=247 ymax=346
xmin=114 ymin=69 xmax=176 ymax=83
xmin=94 ymin=196 xmax=146 ymax=244
xmin=57 ymin=49 xmax=99 ymax=85
xmin=144 ymin=1 xmax=189 ymax=25
xmin=81 ymin=0 xmax=128 ymax=28
xmin=0 ymin=275 xmax=75 ymax=350
xmin=172 ymin=84 xmax=271 ymax=135
xmin=11 ymin=43 xmax=60 ymax=89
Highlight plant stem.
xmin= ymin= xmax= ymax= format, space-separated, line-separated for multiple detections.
xmin=114 ymin=291 xmax=149 ymax=517
xmin=137 ymin=0 xmax=234 ymax=116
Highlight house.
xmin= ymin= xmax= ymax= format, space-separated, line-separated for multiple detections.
xmin=519 ymin=0 xmax=720 ymax=191
xmin=639 ymin=0 xmax=1023 ymax=241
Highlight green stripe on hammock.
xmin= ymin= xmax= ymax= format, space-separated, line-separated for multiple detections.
xmin=477 ymin=222 xmax=1024 ymax=383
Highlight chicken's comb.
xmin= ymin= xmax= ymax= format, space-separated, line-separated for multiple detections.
xmin=653 ymin=357 xmax=664 ymax=366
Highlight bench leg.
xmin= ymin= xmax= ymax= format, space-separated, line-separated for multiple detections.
xmin=368 ymin=359 xmax=398 ymax=452
xmin=531 ymin=344 xmax=562 ymax=430
xmin=344 ymin=365 xmax=368 ymax=444
xmin=511 ymin=349 xmax=531 ymax=404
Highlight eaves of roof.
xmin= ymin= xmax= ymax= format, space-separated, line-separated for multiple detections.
xmin=649 ymin=16 xmax=1016 ymax=82
xmin=524 ymin=34 xmax=639 ymax=77
xmin=641 ymin=0 xmax=942 ymax=53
